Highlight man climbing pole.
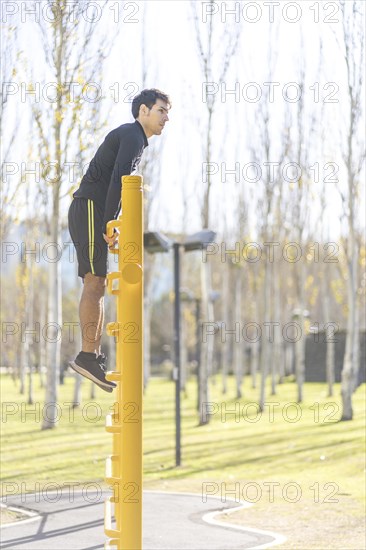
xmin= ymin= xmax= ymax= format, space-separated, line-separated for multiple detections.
xmin=68 ymin=88 xmax=171 ymax=392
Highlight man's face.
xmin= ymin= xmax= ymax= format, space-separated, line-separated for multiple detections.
xmin=139 ymin=99 xmax=169 ymax=137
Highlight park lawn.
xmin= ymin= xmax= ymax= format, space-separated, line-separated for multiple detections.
xmin=1 ymin=373 xmax=365 ymax=548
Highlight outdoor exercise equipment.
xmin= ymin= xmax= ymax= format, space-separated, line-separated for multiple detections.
xmin=104 ymin=175 xmax=143 ymax=550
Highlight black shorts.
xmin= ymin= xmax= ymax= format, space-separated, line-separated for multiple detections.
xmin=68 ymin=198 xmax=108 ymax=278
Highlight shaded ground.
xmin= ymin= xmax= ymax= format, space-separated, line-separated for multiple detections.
xmin=0 ymin=490 xmax=284 ymax=550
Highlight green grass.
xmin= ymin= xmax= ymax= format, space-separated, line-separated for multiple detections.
xmin=1 ymin=373 xmax=365 ymax=548
xmin=1 ymin=373 xmax=364 ymax=499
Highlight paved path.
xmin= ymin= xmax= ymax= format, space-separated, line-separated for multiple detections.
xmin=1 ymin=490 xmax=285 ymax=549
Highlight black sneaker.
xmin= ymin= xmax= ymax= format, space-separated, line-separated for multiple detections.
xmin=97 ymin=353 xmax=107 ymax=369
xmin=69 ymin=352 xmax=116 ymax=393
xmin=97 ymin=354 xmax=117 ymax=393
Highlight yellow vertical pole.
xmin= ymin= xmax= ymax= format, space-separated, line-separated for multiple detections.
xmin=104 ymin=175 xmax=143 ymax=550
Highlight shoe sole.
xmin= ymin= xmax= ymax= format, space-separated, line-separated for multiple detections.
xmin=69 ymin=361 xmax=116 ymax=393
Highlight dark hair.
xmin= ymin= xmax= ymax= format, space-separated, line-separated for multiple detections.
xmin=131 ymin=88 xmax=171 ymax=119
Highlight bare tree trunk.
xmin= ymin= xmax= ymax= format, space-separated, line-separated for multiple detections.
xmin=200 ymin=101 xmax=214 ymax=401
xmin=19 ymin=340 xmax=25 ymax=395
xmin=28 ymin=261 xmax=34 ymax=405
xmin=221 ymin=262 xmax=229 ymax=394
xmin=195 ymin=298 xmax=201 ymax=412
xmin=198 ymin=261 xmax=211 ymax=425
xmin=39 ymin=288 xmax=46 ymax=389
xmin=233 ymin=268 xmax=243 ymax=399
xmin=259 ymin=254 xmax=271 ymax=410
xmin=251 ymin=341 xmax=259 ymax=389
xmin=206 ymin=262 xmax=215 ymax=381
xmin=42 ymin=203 xmax=62 ymax=430
xmin=352 ymin=304 xmax=360 ymax=392
xmin=270 ymin=263 xmax=278 ymax=395
xmin=338 ymin=1 xmax=364 ymax=420
xmin=322 ymin=269 xmax=335 ymax=397
xmin=292 ymin=39 xmax=311 ymax=404
xmin=72 ymin=373 xmax=82 ymax=406
xmin=251 ymin=282 xmax=260 ymax=389
xmin=11 ymin=352 xmax=18 ymax=383
xmin=42 ymin=11 xmax=63 ymax=427
xmin=341 ymin=229 xmax=358 ymax=419
xmin=90 ymin=382 xmax=96 ymax=400
xmin=273 ymin=260 xmax=283 ymax=385
xmin=19 ymin=262 xmax=26 ymax=395
xmin=326 ymin=333 xmax=335 ymax=398
xmin=295 ymin=262 xmax=306 ymax=403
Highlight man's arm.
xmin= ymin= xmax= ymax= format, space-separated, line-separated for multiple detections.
xmin=102 ymin=133 xmax=141 ymax=233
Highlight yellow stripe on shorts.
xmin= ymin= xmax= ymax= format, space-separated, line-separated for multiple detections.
xmin=88 ymin=199 xmax=95 ymax=275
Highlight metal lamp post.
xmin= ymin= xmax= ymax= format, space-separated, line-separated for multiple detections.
xmin=174 ymin=230 xmax=216 ymax=466
xmin=144 ymin=229 xmax=216 ymax=468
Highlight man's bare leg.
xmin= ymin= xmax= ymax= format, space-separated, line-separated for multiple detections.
xmin=69 ymin=271 xmax=115 ymax=391
xmin=95 ymin=294 xmax=105 ymax=357
xmin=79 ymin=272 xmax=106 ymax=354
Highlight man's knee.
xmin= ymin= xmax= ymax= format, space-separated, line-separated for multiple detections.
xmin=83 ymin=272 xmax=106 ymax=293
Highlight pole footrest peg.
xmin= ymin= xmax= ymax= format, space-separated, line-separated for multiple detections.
xmin=105 ymin=370 xmax=121 ymax=382
xmin=106 ymin=272 xmax=121 ymax=295
xmin=105 ymin=454 xmax=121 ymax=485
xmin=104 ymin=539 xmax=119 ymax=550
xmin=104 ymin=497 xmax=120 ymax=539
xmin=106 ymin=322 xmax=119 ymax=337
xmin=105 ymin=412 xmax=122 ymax=433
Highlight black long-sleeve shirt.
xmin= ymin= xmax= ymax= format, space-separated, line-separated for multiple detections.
xmin=73 ymin=120 xmax=148 ymax=233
